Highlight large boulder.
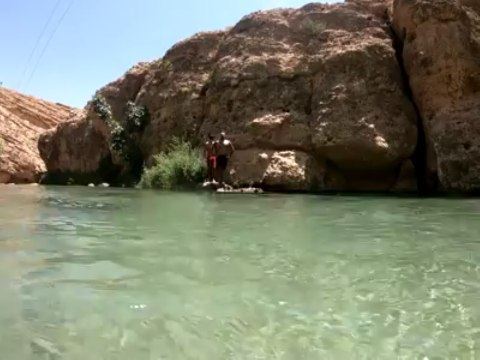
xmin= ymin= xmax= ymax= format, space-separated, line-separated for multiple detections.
xmin=393 ymin=0 xmax=480 ymax=192
xmin=39 ymin=63 xmax=153 ymax=185
xmin=228 ymin=150 xmax=324 ymax=191
xmin=40 ymin=2 xmax=419 ymax=192
xmin=38 ymin=114 xmax=114 ymax=184
xmin=0 ymin=87 xmax=76 ymax=183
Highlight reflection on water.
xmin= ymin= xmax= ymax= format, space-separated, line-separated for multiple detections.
xmin=0 ymin=185 xmax=479 ymax=359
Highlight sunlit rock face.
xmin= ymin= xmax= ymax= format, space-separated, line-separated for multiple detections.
xmin=41 ymin=0 xmax=421 ymax=192
xmin=0 ymin=87 xmax=76 ymax=183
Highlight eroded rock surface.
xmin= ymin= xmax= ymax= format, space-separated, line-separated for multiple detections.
xmin=40 ymin=1 xmax=420 ymax=192
xmin=393 ymin=0 xmax=480 ymax=192
xmin=0 ymin=87 xmax=76 ymax=183
xmin=39 ymin=63 xmax=151 ymax=184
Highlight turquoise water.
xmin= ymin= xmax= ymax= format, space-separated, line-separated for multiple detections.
xmin=0 ymin=185 xmax=479 ymax=359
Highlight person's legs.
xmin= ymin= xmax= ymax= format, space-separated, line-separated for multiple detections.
xmin=214 ymin=163 xmax=222 ymax=184
xmin=219 ymin=167 xmax=224 ymax=185
xmin=207 ymin=162 xmax=213 ymax=182
xmin=217 ymin=155 xmax=228 ymax=186
xmin=209 ymin=156 xmax=217 ymax=182
xmin=206 ymin=158 xmax=212 ymax=182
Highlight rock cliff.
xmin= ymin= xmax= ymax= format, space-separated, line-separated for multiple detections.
xmin=39 ymin=0 xmax=480 ymax=193
xmin=0 ymin=87 xmax=77 ymax=183
xmin=393 ymin=0 xmax=480 ymax=192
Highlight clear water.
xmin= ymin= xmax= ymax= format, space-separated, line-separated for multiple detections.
xmin=0 ymin=185 xmax=479 ymax=359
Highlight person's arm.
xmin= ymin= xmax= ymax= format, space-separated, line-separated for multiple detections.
xmin=229 ymin=141 xmax=235 ymax=156
xmin=203 ymin=143 xmax=208 ymax=160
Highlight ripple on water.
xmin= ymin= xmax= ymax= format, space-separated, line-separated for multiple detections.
xmin=0 ymin=187 xmax=479 ymax=358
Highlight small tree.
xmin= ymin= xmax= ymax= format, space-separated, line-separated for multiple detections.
xmin=125 ymin=101 xmax=149 ymax=132
xmin=92 ymin=95 xmax=112 ymax=121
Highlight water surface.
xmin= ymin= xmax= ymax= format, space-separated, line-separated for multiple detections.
xmin=0 ymin=185 xmax=479 ymax=359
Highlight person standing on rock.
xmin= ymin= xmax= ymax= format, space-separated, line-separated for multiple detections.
xmin=216 ymin=131 xmax=235 ymax=186
xmin=204 ymin=134 xmax=217 ymax=182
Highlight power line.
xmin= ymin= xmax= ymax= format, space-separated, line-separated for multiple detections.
xmin=17 ymin=0 xmax=62 ymax=89
xmin=23 ymin=0 xmax=75 ymax=91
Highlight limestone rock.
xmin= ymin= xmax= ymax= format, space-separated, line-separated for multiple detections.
xmin=0 ymin=87 xmax=76 ymax=183
xmin=393 ymin=0 xmax=480 ymax=192
xmin=39 ymin=64 xmax=153 ymax=184
xmin=228 ymin=149 xmax=323 ymax=191
xmin=263 ymin=151 xmax=323 ymax=191
xmin=40 ymin=2 xmax=419 ymax=192
xmin=38 ymin=114 xmax=112 ymax=183
xmin=347 ymin=0 xmax=393 ymax=20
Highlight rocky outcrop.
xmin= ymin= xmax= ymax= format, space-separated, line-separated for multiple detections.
xmin=40 ymin=0 xmax=480 ymax=193
xmin=38 ymin=112 xmax=113 ymax=184
xmin=40 ymin=0 xmax=422 ymax=192
xmin=229 ymin=150 xmax=323 ymax=191
xmin=38 ymin=63 xmax=151 ymax=184
xmin=0 ymin=87 xmax=76 ymax=183
xmin=393 ymin=0 xmax=480 ymax=192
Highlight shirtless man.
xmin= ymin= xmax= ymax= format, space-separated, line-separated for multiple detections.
xmin=204 ymin=134 xmax=217 ymax=182
xmin=216 ymin=132 xmax=235 ymax=186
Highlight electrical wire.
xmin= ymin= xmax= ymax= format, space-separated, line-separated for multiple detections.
xmin=23 ymin=0 xmax=75 ymax=91
xmin=17 ymin=0 xmax=62 ymax=89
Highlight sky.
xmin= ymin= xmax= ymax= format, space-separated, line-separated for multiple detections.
xmin=0 ymin=0 xmax=338 ymax=108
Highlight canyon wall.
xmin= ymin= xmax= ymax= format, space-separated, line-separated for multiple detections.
xmin=0 ymin=87 xmax=77 ymax=183
xmin=393 ymin=0 xmax=480 ymax=192
xmin=38 ymin=0 xmax=480 ymax=193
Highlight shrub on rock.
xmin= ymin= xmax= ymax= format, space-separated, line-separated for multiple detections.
xmin=139 ymin=139 xmax=205 ymax=189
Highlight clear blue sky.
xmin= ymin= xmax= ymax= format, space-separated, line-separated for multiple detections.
xmin=1 ymin=0 xmax=338 ymax=108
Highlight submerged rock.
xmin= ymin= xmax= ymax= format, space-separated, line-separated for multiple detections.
xmin=217 ymin=187 xmax=264 ymax=194
xmin=30 ymin=337 xmax=62 ymax=358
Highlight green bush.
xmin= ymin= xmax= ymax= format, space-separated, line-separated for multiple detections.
xmin=92 ymin=96 xmax=126 ymax=157
xmin=125 ymin=101 xmax=149 ymax=132
xmin=92 ymin=95 xmax=112 ymax=121
xmin=160 ymin=60 xmax=173 ymax=72
xmin=90 ymin=95 xmax=149 ymax=180
xmin=92 ymin=96 xmax=149 ymax=150
xmin=110 ymin=123 xmax=128 ymax=155
xmin=139 ymin=139 xmax=206 ymax=190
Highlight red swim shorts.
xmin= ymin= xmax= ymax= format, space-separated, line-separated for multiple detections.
xmin=208 ymin=156 xmax=217 ymax=168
